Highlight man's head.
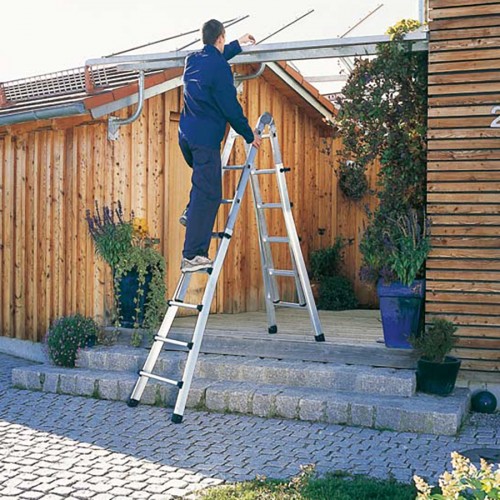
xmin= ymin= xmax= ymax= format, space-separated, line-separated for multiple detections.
xmin=202 ymin=19 xmax=225 ymax=51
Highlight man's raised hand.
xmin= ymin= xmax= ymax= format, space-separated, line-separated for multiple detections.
xmin=238 ymin=33 xmax=256 ymax=45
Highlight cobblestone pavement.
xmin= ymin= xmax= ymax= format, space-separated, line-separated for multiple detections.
xmin=1 ymin=353 xmax=499 ymax=499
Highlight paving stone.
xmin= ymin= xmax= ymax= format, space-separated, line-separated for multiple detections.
xmin=186 ymin=379 xmax=213 ymax=408
xmin=252 ymin=386 xmax=280 ymax=417
xmin=299 ymin=395 xmax=326 ymax=421
xmin=97 ymin=377 xmax=119 ymax=400
xmin=228 ymin=383 xmax=255 ymax=414
xmin=350 ymin=402 xmax=375 ymax=427
xmin=59 ymin=373 xmax=78 ymax=395
xmin=205 ymin=382 xmax=230 ymax=411
xmin=275 ymin=388 xmax=302 ymax=419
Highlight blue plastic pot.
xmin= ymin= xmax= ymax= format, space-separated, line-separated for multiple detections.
xmin=115 ymin=268 xmax=152 ymax=328
xmin=377 ymin=279 xmax=425 ymax=349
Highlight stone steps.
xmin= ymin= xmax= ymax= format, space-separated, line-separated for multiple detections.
xmin=76 ymin=346 xmax=417 ymax=397
xmin=11 ymin=345 xmax=471 ymax=435
xmin=11 ymin=363 xmax=470 ymax=435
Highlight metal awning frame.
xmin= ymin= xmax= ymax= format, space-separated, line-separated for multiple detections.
xmin=85 ymin=31 xmax=428 ymax=73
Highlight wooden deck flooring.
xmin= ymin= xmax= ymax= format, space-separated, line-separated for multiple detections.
xmin=169 ymin=309 xmax=417 ymax=369
xmin=173 ymin=309 xmax=384 ymax=346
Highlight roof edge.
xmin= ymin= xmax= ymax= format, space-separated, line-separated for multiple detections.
xmin=0 ymin=102 xmax=87 ymax=127
xmin=267 ymin=62 xmax=336 ymax=123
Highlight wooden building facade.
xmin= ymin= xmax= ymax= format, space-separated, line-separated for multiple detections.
xmin=0 ymin=62 xmax=379 ymax=343
xmin=427 ymin=0 xmax=500 ymax=374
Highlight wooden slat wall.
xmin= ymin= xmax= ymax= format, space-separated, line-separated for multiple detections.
xmin=427 ymin=0 xmax=500 ymax=372
xmin=0 ymin=72 xmax=378 ymax=342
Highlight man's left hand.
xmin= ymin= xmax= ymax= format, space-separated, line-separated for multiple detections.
xmin=238 ymin=33 xmax=256 ymax=45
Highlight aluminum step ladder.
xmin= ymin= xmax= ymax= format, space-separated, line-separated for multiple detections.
xmin=127 ymin=112 xmax=325 ymax=423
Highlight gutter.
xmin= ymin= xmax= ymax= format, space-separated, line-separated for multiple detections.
xmin=0 ymin=102 xmax=88 ymax=127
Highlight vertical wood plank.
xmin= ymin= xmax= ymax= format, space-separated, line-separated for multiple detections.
xmin=1 ymin=136 xmax=14 ymax=336
xmin=52 ymin=130 xmax=64 ymax=320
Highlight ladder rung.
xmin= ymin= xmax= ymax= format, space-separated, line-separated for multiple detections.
xmin=252 ymin=169 xmax=275 ymax=175
xmin=167 ymin=300 xmax=203 ymax=311
xmin=212 ymin=231 xmax=232 ymax=239
xmin=269 ymin=269 xmax=297 ymax=277
xmin=223 ymin=165 xmax=245 ymax=171
xmin=139 ymin=371 xmax=182 ymax=388
xmin=221 ymin=199 xmax=234 ymax=204
xmin=263 ymin=236 xmax=289 ymax=243
xmin=257 ymin=203 xmax=282 ymax=209
xmin=261 ymin=133 xmax=271 ymax=139
xmin=154 ymin=337 xmax=193 ymax=349
xmin=274 ymin=301 xmax=307 ymax=309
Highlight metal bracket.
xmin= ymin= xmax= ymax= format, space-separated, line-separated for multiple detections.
xmin=107 ymin=70 xmax=145 ymax=141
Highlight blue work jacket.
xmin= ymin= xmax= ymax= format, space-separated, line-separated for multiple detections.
xmin=179 ymin=40 xmax=255 ymax=149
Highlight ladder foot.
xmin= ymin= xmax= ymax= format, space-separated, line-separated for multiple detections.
xmin=268 ymin=325 xmax=278 ymax=334
xmin=171 ymin=413 xmax=184 ymax=424
xmin=127 ymin=398 xmax=140 ymax=407
xmin=315 ymin=334 xmax=325 ymax=342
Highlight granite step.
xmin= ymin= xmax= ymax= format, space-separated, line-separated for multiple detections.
xmin=11 ymin=364 xmax=470 ymax=435
xmin=76 ymin=346 xmax=417 ymax=397
xmin=105 ymin=326 xmax=418 ymax=369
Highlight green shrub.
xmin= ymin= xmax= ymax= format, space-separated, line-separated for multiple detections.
xmin=318 ymin=275 xmax=358 ymax=311
xmin=45 ymin=314 xmax=100 ymax=367
xmin=310 ymin=238 xmax=345 ymax=280
xmin=410 ymin=318 xmax=457 ymax=363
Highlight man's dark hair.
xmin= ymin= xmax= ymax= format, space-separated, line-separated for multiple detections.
xmin=202 ymin=19 xmax=225 ymax=45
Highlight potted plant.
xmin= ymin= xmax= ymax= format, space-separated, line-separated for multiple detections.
xmin=360 ymin=209 xmax=430 ymax=348
xmin=86 ymin=201 xmax=167 ymax=330
xmin=410 ymin=318 xmax=460 ymax=395
xmin=337 ymin=19 xmax=429 ymax=348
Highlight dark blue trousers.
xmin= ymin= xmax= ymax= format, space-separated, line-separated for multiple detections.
xmin=179 ymin=136 xmax=222 ymax=259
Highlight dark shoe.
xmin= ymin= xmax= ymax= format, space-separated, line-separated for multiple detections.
xmin=181 ymin=256 xmax=213 ymax=273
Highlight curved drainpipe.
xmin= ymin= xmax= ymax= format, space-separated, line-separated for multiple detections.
xmin=235 ymin=63 xmax=266 ymax=82
xmin=107 ymin=70 xmax=145 ymax=140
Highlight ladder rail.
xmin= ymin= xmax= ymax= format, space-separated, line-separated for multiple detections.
xmin=172 ymin=114 xmax=271 ymax=421
xmin=267 ymin=119 xmax=324 ymax=341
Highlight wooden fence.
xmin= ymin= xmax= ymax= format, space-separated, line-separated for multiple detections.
xmin=427 ymin=0 xmax=500 ymax=373
xmin=0 ymin=70 xmax=379 ymax=342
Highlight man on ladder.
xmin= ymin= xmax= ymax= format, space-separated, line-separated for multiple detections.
xmin=178 ymin=19 xmax=261 ymax=272
xmin=127 ymin=21 xmax=324 ymax=424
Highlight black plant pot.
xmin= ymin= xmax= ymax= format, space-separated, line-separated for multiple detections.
xmin=416 ymin=356 xmax=461 ymax=396
xmin=115 ymin=268 xmax=152 ymax=328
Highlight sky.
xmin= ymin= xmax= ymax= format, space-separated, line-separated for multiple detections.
xmin=1 ymin=0 xmax=420 ymax=93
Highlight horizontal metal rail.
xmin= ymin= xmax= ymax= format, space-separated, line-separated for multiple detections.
xmin=84 ymin=32 xmax=428 ymax=72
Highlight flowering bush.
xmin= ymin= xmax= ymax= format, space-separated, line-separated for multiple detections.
xmin=45 ymin=314 xmax=99 ymax=367
xmin=414 ymin=451 xmax=500 ymax=499
xmin=86 ymin=201 xmax=166 ymax=330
